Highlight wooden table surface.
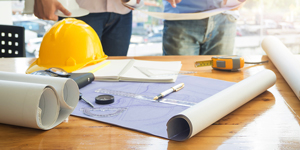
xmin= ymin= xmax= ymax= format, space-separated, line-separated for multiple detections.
xmin=0 ymin=55 xmax=299 ymax=149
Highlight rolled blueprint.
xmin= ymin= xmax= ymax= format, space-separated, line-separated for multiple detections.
xmin=0 ymin=71 xmax=79 ymax=130
xmin=0 ymin=80 xmax=59 ymax=129
xmin=261 ymin=36 xmax=300 ymax=100
xmin=167 ymin=70 xmax=276 ymax=141
xmin=23 ymin=0 xmax=34 ymax=14
xmin=262 ymin=36 xmax=300 ymax=100
xmin=122 ymin=0 xmax=144 ymax=8
xmin=123 ymin=0 xmax=245 ymax=20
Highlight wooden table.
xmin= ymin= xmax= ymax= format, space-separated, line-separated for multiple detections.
xmin=0 ymin=55 xmax=300 ymax=149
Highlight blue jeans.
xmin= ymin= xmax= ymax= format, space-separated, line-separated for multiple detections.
xmin=60 ymin=11 xmax=132 ymax=56
xmin=163 ymin=13 xmax=236 ymax=55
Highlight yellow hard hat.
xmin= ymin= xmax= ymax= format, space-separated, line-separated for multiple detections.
xmin=26 ymin=18 xmax=107 ymax=74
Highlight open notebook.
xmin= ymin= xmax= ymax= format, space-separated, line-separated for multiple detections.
xmin=74 ymin=59 xmax=182 ymax=82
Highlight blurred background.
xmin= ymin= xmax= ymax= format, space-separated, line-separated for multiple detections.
xmin=4 ymin=0 xmax=300 ymax=57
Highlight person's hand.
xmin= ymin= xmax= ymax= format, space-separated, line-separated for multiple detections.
xmin=34 ymin=0 xmax=71 ymax=21
xmin=122 ymin=0 xmax=141 ymax=10
xmin=166 ymin=0 xmax=182 ymax=8
xmin=223 ymin=0 xmax=245 ymax=11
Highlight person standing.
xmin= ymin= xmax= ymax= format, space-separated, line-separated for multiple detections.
xmin=163 ymin=0 xmax=243 ymax=55
xmin=34 ymin=0 xmax=139 ymax=56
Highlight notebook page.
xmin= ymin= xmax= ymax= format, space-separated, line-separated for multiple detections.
xmin=74 ymin=60 xmax=132 ymax=80
xmin=120 ymin=60 xmax=182 ymax=82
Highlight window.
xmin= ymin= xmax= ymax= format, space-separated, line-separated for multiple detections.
xmin=10 ymin=0 xmax=300 ymax=57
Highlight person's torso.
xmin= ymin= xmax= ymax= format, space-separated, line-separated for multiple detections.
xmin=76 ymin=0 xmax=131 ymax=14
xmin=163 ymin=0 xmax=223 ymax=13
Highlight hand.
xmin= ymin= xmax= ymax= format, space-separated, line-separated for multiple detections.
xmin=223 ymin=0 xmax=245 ymax=11
xmin=34 ymin=0 xmax=71 ymax=21
xmin=166 ymin=0 xmax=182 ymax=8
xmin=123 ymin=0 xmax=141 ymax=10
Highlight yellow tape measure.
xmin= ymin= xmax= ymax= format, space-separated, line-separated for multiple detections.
xmin=194 ymin=60 xmax=213 ymax=67
xmin=195 ymin=56 xmax=245 ymax=71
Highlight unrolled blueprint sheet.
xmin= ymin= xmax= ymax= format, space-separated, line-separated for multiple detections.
xmin=72 ymin=75 xmax=234 ymax=137
xmin=72 ymin=70 xmax=276 ymax=141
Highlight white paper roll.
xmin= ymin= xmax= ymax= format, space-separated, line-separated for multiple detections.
xmin=226 ymin=0 xmax=246 ymax=6
xmin=124 ymin=0 xmax=245 ymax=20
xmin=167 ymin=69 xmax=276 ymax=141
xmin=0 ymin=71 xmax=79 ymax=130
xmin=0 ymin=80 xmax=59 ymax=129
xmin=0 ymin=71 xmax=78 ymax=109
xmin=56 ymin=0 xmax=89 ymax=17
xmin=123 ymin=0 xmax=144 ymax=8
xmin=23 ymin=0 xmax=34 ymax=14
xmin=262 ymin=36 xmax=300 ymax=100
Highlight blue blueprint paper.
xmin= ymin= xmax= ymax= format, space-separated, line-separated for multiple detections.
xmin=71 ymin=75 xmax=235 ymax=139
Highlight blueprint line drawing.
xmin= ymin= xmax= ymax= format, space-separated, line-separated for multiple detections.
xmin=80 ymin=107 xmax=128 ymax=118
xmin=95 ymin=88 xmax=196 ymax=107
xmin=72 ymin=71 xmax=276 ymax=141
xmin=71 ymin=75 xmax=235 ymax=138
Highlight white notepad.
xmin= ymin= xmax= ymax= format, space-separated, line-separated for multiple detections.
xmin=74 ymin=59 xmax=182 ymax=82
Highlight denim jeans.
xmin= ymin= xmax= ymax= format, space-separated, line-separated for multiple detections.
xmin=60 ymin=11 xmax=132 ymax=56
xmin=163 ymin=13 xmax=236 ymax=55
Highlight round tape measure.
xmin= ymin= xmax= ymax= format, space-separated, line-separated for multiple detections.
xmin=95 ymin=95 xmax=114 ymax=105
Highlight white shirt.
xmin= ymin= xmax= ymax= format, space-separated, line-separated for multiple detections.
xmin=76 ymin=0 xmax=131 ymax=14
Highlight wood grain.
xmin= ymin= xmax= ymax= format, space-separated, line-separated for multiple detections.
xmin=0 ymin=55 xmax=299 ymax=149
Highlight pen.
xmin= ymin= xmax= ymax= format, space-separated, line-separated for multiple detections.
xmin=153 ymin=83 xmax=185 ymax=100
xmin=79 ymin=93 xmax=95 ymax=108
